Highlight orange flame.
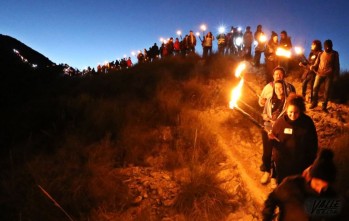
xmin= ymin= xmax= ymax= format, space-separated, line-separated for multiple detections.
xmin=229 ymin=78 xmax=244 ymax=109
xmin=234 ymin=62 xmax=246 ymax=78
xmin=276 ymin=47 xmax=292 ymax=58
xmin=259 ymin=34 xmax=267 ymax=43
xmin=294 ymin=46 xmax=303 ymax=55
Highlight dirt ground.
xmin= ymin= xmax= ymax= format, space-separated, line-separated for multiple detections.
xmin=197 ymin=64 xmax=349 ymax=220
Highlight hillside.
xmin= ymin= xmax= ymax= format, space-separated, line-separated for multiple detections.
xmin=1 ymin=52 xmax=349 ymax=220
xmin=0 ymin=34 xmax=54 ymax=71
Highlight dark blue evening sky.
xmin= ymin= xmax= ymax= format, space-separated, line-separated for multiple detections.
xmin=1 ymin=0 xmax=348 ymax=71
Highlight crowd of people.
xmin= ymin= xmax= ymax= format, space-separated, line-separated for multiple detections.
xmin=58 ymin=23 xmax=344 ymax=219
xmin=256 ymin=38 xmax=341 ymax=219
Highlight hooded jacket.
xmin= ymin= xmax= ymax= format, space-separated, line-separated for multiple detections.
xmin=271 ymin=113 xmax=318 ymax=183
xmin=263 ymin=175 xmax=342 ymax=221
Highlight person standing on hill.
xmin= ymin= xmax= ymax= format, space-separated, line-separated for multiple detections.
xmin=260 ymin=80 xmax=288 ymax=188
xmin=254 ymin=25 xmax=266 ymax=67
xmin=174 ymin=38 xmax=181 ymax=56
xmin=243 ymin=26 xmax=253 ymax=60
xmin=202 ymin=31 xmax=214 ymax=58
xmin=264 ymin=31 xmax=279 ymax=83
xmin=309 ymin=39 xmax=340 ymax=113
xmin=268 ymin=94 xmax=318 ymax=185
xmin=278 ymin=30 xmax=292 ymax=71
xmin=188 ymin=30 xmax=197 ymax=54
xmin=259 ymin=67 xmax=295 ymax=187
xmin=262 ymin=148 xmax=342 ymax=221
xmin=300 ymin=40 xmax=323 ymax=103
xmin=217 ymin=32 xmax=226 ymax=55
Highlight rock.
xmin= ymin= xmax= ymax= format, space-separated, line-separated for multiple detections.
xmin=162 ymin=199 xmax=175 ymax=207
xmin=133 ymin=196 xmax=142 ymax=205
xmin=162 ymin=174 xmax=171 ymax=180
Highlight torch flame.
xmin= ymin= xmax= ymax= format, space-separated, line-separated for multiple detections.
xmin=229 ymin=78 xmax=244 ymax=109
xmin=259 ymin=34 xmax=267 ymax=43
xmin=276 ymin=47 xmax=291 ymax=58
xmin=294 ymin=46 xmax=303 ymax=55
xmin=234 ymin=62 xmax=246 ymax=78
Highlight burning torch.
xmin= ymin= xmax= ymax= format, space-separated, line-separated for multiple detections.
xmin=276 ymin=47 xmax=292 ymax=58
xmin=234 ymin=62 xmax=260 ymax=99
xmin=294 ymin=46 xmax=309 ymax=66
xmin=229 ymin=63 xmax=280 ymax=141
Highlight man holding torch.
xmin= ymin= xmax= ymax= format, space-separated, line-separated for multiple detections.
xmin=278 ymin=30 xmax=293 ymax=71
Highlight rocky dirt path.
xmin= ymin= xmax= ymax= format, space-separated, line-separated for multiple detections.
xmin=198 ymin=65 xmax=349 ymax=220
xmin=198 ymin=107 xmax=269 ymax=220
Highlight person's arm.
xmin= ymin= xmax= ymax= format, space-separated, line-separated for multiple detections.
xmin=310 ymin=52 xmax=321 ymax=71
xmin=262 ymin=191 xmax=278 ymax=221
xmin=259 ymin=84 xmax=270 ymax=107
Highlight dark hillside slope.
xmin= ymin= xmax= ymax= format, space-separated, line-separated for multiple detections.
xmin=0 ymin=34 xmax=54 ymax=70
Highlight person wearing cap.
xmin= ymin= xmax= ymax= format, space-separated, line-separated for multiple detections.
xmin=309 ymin=39 xmax=340 ymax=113
xmin=262 ymin=148 xmax=342 ymax=221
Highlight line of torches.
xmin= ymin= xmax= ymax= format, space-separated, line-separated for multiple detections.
xmin=229 ymin=62 xmax=284 ymax=141
xmin=229 ymin=62 xmax=264 ymax=128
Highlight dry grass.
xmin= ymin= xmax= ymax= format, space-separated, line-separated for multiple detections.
xmin=174 ymin=157 xmax=235 ymax=221
xmin=23 ymin=135 xmax=131 ymax=220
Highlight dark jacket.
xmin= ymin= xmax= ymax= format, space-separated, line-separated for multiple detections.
xmin=279 ymin=36 xmax=292 ymax=50
xmin=311 ymin=50 xmax=340 ymax=78
xmin=265 ymin=39 xmax=279 ymax=62
xmin=271 ymin=113 xmax=318 ymax=183
xmin=263 ymin=175 xmax=342 ymax=221
xmin=254 ymin=30 xmax=266 ymax=52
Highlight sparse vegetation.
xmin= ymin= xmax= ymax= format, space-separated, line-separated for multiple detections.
xmin=1 ymin=54 xmax=349 ymax=220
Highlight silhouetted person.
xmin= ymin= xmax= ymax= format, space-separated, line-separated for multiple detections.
xmin=265 ymin=31 xmax=279 ymax=83
xmin=263 ymin=148 xmax=342 ymax=221
xmin=188 ymin=30 xmax=197 ymax=54
xmin=309 ymin=39 xmax=340 ymax=112
xmin=279 ymin=30 xmax=292 ymax=71
xmin=300 ymin=40 xmax=322 ymax=103
xmin=254 ymin=24 xmax=266 ymax=67
xmin=243 ymin=26 xmax=253 ymax=59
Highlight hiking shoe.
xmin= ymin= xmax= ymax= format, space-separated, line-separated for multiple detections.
xmin=309 ymin=103 xmax=317 ymax=109
xmin=270 ymin=178 xmax=278 ymax=189
xmin=260 ymin=172 xmax=270 ymax=184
